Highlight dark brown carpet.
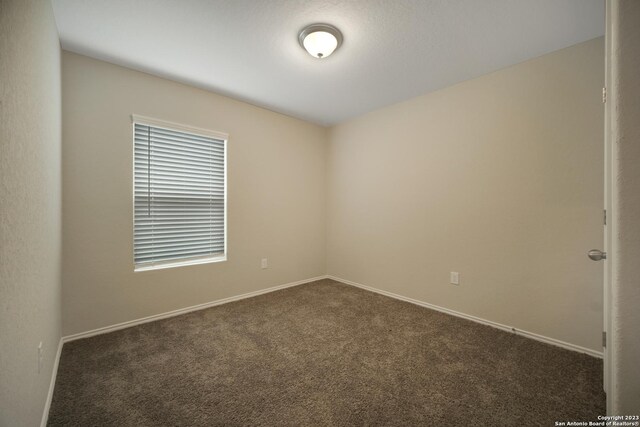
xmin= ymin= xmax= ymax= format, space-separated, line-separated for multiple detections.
xmin=48 ymin=279 xmax=605 ymax=426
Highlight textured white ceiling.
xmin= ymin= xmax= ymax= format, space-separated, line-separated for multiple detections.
xmin=51 ymin=0 xmax=604 ymax=126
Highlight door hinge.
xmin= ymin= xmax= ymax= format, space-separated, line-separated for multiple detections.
xmin=604 ymin=209 xmax=607 ymax=225
xmin=602 ymin=331 xmax=607 ymax=348
xmin=602 ymin=87 xmax=607 ymax=103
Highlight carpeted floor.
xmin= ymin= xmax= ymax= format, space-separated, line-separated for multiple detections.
xmin=48 ymin=279 xmax=605 ymax=426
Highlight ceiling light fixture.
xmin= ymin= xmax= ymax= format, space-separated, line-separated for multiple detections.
xmin=298 ymin=23 xmax=343 ymax=59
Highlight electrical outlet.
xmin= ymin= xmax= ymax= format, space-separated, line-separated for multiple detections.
xmin=261 ymin=258 xmax=268 ymax=269
xmin=450 ymin=272 xmax=460 ymax=285
xmin=37 ymin=342 xmax=43 ymax=374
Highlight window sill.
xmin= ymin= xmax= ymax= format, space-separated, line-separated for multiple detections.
xmin=134 ymin=255 xmax=227 ymax=272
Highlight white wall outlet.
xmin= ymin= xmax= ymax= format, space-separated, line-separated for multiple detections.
xmin=450 ymin=272 xmax=460 ymax=285
xmin=37 ymin=341 xmax=43 ymax=373
xmin=261 ymin=258 xmax=268 ymax=269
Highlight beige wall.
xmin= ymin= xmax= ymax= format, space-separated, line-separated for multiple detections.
xmin=61 ymin=33 xmax=607 ymax=358
xmin=609 ymin=0 xmax=640 ymax=414
xmin=0 ymin=0 xmax=62 ymax=425
xmin=327 ymin=38 xmax=604 ymax=352
xmin=61 ymin=52 xmax=327 ymax=336
xmin=62 ymin=31 xmax=606 ymax=362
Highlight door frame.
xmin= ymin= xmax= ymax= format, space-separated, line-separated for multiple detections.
xmin=603 ymin=0 xmax=613 ymax=413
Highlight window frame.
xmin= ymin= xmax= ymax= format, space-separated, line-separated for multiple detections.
xmin=131 ymin=114 xmax=228 ymax=272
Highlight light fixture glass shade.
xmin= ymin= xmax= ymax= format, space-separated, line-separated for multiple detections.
xmin=299 ymin=24 xmax=343 ymax=59
xmin=303 ymin=31 xmax=338 ymax=58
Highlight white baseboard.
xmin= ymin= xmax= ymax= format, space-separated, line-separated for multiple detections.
xmin=62 ymin=275 xmax=327 ymax=343
xmin=41 ymin=337 xmax=63 ymax=427
xmin=327 ymin=275 xmax=603 ymax=359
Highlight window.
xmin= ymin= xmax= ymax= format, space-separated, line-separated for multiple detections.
xmin=133 ymin=115 xmax=227 ymax=271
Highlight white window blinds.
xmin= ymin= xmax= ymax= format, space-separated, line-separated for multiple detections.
xmin=133 ymin=119 xmax=226 ymax=269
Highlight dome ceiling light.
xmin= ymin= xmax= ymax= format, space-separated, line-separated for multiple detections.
xmin=298 ymin=23 xmax=343 ymax=59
